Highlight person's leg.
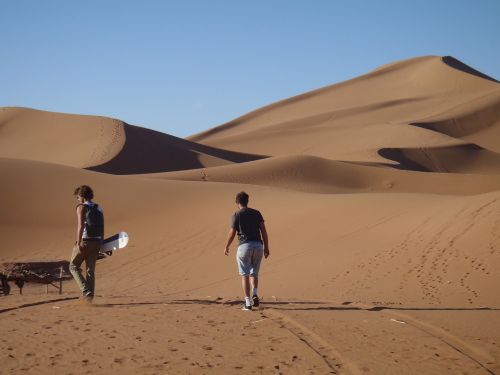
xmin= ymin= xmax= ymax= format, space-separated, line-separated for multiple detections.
xmin=241 ymin=275 xmax=251 ymax=298
xmin=237 ymin=243 xmax=252 ymax=308
xmin=250 ymin=275 xmax=258 ymax=293
xmin=250 ymin=275 xmax=259 ymax=307
xmin=250 ymin=243 xmax=264 ymax=293
xmin=84 ymin=241 xmax=99 ymax=297
xmin=69 ymin=244 xmax=86 ymax=295
xmin=250 ymin=243 xmax=264 ymax=307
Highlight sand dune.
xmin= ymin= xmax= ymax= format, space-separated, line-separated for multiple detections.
xmin=0 ymin=107 xmax=125 ymax=168
xmin=150 ymin=154 xmax=500 ymax=194
xmin=189 ymin=56 xmax=499 ymax=145
xmin=410 ymin=88 xmax=500 ymax=152
xmin=1 ymin=156 xmax=499 ymax=308
xmin=0 ymin=107 xmax=264 ymax=174
xmin=189 ymin=56 xmax=500 ymax=172
xmin=1 ymin=55 xmax=499 ymax=374
xmin=379 ymin=143 xmax=500 ymax=174
xmin=88 ymin=123 xmax=265 ymax=174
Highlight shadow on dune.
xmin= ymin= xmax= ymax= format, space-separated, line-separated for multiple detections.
xmin=408 ymin=89 xmax=500 ymax=142
xmin=378 ymin=143 xmax=500 ymax=174
xmin=442 ymin=56 xmax=498 ymax=83
xmin=378 ymin=148 xmax=431 ymax=172
xmin=88 ymin=123 xmax=266 ymax=175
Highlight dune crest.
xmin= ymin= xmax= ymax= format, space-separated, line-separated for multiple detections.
xmin=0 ymin=107 xmax=125 ymax=168
xmin=0 ymin=107 xmax=265 ymax=174
xmin=89 ymin=123 xmax=265 ymax=174
xmin=188 ymin=56 xmax=499 ymax=174
xmin=150 ymin=154 xmax=500 ymax=194
xmin=442 ymin=55 xmax=499 ymax=83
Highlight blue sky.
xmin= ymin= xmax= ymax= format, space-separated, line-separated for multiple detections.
xmin=1 ymin=1 xmax=499 ymax=137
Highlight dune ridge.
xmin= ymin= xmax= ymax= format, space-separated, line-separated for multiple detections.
xmin=147 ymin=154 xmax=500 ymax=195
xmin=0 ymin=107 xmax=265 ymax=174
xmin=409 ymin=89 xmax=500 ymax=152
xmin=0 ymin=107 xmax=125 ymax=168
xmin=89 ymin=122 xmax=265 ymax=174
xmin=187 ymin=56 xmax=499 ymax=174
xmin=378 ymin=143 xmax=500 ymax=174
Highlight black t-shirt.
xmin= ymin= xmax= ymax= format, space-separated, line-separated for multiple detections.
xmin=231 ymin=207 xmax=264 ymax=245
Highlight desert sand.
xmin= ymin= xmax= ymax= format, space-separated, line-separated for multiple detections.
xmin=1 ymin=55 xmax=499 ymax=374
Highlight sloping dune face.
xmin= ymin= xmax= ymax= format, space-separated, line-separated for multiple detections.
xmin=1 ymin=156 xmax=499 ymax=309
xmin=410 ymin=88 xmax=500 ymax=153
xmin=0 ymin=107 xmax=126 ymax=168
xmin=0 ymin=108 xmax=264 ymax=174
xmin=89 ymin=124 xmax=264 ymax=174
xmin=151 ymin=154 xmax=500 ymax=195
xmin=189 ymin=56 xmax=500 ymax=172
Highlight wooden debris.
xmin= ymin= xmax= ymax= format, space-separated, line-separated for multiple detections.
xmin=0 ymin=261 xmax=72 ymax=295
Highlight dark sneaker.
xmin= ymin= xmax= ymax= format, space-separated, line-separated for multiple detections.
xmin=252 ymin=295 xmax=260 ymax=308
xmin=241 ymin=304 xmax=252 ymax=311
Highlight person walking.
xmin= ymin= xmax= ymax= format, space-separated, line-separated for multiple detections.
xmin=224 ymin=192 xmax=269 ymax=311
xmin=70 ymin=185 xmax=104 ymax=303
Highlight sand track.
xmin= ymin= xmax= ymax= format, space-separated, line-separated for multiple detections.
xmin=2 ymin=295 xmax=498 ymax=374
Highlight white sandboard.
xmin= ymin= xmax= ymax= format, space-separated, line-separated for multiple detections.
xmin=101 ymin=232 xmax=129 ymax=253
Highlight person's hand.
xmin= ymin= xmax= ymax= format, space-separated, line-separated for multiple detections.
xmin=264 ymin=247 xmax=270 ymax=259
xmin=78 ymin=243 xmax=85 ymax=254
xmin=224 ymin=246 xmax=230 ymax=256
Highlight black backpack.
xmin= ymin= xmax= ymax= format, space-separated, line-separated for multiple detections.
xmin=84 ymin=204 xmax=104 ymax=238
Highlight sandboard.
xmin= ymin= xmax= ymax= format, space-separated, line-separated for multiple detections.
xmin=100 ymin=232 xmax=129 ymax=256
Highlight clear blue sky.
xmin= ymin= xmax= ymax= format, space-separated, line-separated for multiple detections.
xmin=1 ymin=1 xmax=499 ymax=137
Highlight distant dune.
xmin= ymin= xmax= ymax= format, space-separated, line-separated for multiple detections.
xmin=379 ymin=143 xmax=500 ymax=174
xmin=0 ymin=107 xmax=126 ymax=168
xmin=147 ymin=154 xmax=500 ymax=195
xmin=0 ymin=108 xmax=264 ymax=174
xmin=189 ymin=56 xmax=500 ymax=171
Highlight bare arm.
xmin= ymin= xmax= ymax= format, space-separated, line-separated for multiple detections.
xmin=76 ymin=205 xmax=85 ymax=252
xmin=224 ymin=228 xmax=237 ymax=256
xmin=260 ymin=221 xmax=270 ymax=258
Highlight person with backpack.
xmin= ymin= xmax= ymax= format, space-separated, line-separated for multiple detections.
xmin=70 ymin=185 xmax=104 ymax=303
xmin=224 ymin=191 xmax=270 ymax=311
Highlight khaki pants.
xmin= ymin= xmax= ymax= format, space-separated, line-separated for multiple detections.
xmin=69 ymin=240 xmax=100 ymax=297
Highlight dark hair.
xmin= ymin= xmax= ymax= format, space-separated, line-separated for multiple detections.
xmin=235 ymin=191 xmax=249 ymax=206
xmin=74 ymin=185 xmax=94 ymax=200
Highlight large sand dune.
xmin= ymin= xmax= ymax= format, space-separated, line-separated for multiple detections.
xmin=189 ymin=56 xmax=500 ymax=169
xmin=150 ymin=154 xmax=500 ymax=194
xmin=0 ymin=108 xmax=263 ymax=174
xmin=0 ymin=107 xmax=126 ymax=168
xmin=1 ymin=55 xmax=499 ymax=374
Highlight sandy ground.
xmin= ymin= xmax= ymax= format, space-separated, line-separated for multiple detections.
xmin=1 ymin=55 xmax=500 ymax=374
xmin=1 ymin=288 xmax=499 ymax=374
